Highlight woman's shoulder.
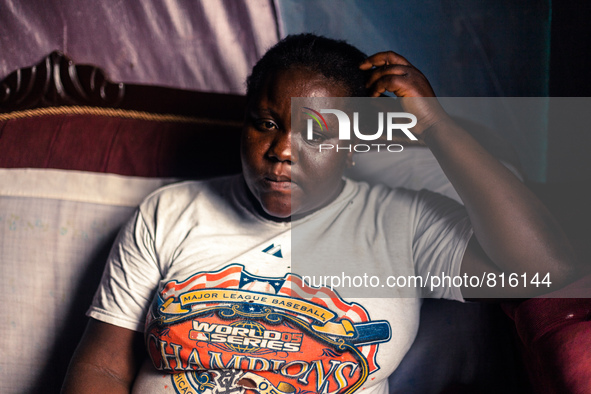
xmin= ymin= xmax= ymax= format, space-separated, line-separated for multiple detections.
xmin=346 ymin=177 xmax=424 ymax=202
xmin=138 ymin=174 xmax=242 ymax=213
xmin=345 ymin=178 xmax=464 ymax=217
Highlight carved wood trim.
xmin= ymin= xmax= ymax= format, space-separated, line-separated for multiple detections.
xmin=0 ymin=51 xmax=124 ymax=111
xmin=0 ymin=52 xmax=248 ymax=119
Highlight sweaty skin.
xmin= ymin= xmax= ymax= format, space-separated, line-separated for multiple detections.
xmin=241 ymin=68 xmax=353 ymax=220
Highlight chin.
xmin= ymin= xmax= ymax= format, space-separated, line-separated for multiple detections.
xmin=263 ymin=205 xmax=292 ymax=220
xmin=260 ymin=198 xmax=292 ymax=220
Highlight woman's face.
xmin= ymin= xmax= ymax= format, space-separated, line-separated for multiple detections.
xmin=241 ymin=68 xmax=353 ymax=220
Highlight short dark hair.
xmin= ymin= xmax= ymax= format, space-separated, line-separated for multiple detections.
xmin=246 ymin=33 xmax=368 ymax=100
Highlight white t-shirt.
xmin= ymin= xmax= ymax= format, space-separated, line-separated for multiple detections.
xmin=88 ymin=175 xmax=472 ymax=394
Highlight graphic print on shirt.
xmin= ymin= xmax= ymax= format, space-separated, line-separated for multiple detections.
xmin=261 ymin=243 xmax=283 ymax=258
xmin=145 ymin=264 xmax=391 ymax=394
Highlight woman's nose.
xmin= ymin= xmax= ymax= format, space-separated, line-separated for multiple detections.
xmin=268 ymin=131 xmax=294 ymax=164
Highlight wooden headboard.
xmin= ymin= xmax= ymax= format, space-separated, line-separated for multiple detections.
xmin=0 ymin=51 xmax=246 ymax=116
xmin=0 ymin=52 xmax=246 ymax=178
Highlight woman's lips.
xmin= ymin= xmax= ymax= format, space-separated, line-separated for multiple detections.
xmin=262 ymin=176 xmax=293 ymax=191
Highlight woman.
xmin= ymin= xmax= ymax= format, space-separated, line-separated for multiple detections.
xmin=62 ymin=34 xmax=576 ymax=394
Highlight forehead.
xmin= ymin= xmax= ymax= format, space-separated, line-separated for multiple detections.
xmin=255 ymin=68 xmax=349 ymax=107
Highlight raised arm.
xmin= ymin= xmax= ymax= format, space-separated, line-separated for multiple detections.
xmin=361 ymin=51 xmax=578 ymax=298
xmin=61 ymin=319 xmax=145 ymax=393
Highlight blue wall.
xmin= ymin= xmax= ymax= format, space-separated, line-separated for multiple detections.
xmin=277 ymin=0 xmax=551 ymax=181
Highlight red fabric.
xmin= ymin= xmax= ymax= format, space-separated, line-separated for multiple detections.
xmin=503 ymin=275 xmax=591 ymax=393
xmin=0 ymin=114 xmax=242 ymax=178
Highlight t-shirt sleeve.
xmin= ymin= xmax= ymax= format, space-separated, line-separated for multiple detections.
xmin=411 ymin=189 xmax=473 ymax=301
xmin=87 ymin=209 xmax=161 ymax=332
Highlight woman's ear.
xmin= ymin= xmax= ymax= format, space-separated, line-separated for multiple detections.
xmin=346 ymin=133 xmax=360 ymax=168
xmin=346 ymin=152 xmax=356 ymax=168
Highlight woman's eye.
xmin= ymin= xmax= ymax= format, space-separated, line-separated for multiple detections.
xmin=310 ymin=131 xmax=326 ymax=142
xmin=302 ymin=124 xmax=328 ymax=143
xmin=254 ymin=120 xmax=278 ymax=131
xmin=300 ymin=130 xmax=328 ymax=146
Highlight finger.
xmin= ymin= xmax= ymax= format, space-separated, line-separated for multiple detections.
xmin=360 ymin=51 xmax=411 ymax=68
xmin=365 ymin=64 xmax=411 ymax=88
xmin=368 ymin=73 xmax=436 ymax=98
xmin=359 ymin=51 xmax=412 ymax=69
xmin=367 ymin=75 xmax=408 ymax=97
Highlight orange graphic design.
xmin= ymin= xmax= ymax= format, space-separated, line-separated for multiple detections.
xmin=145 ymin=264 xmax=391 ymax=394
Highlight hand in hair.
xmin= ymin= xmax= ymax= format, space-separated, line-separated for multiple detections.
xmin=360 ymin=51 xmax=448 ymax=136
xmin=362 ymin=51 xmax=578 ymax=299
